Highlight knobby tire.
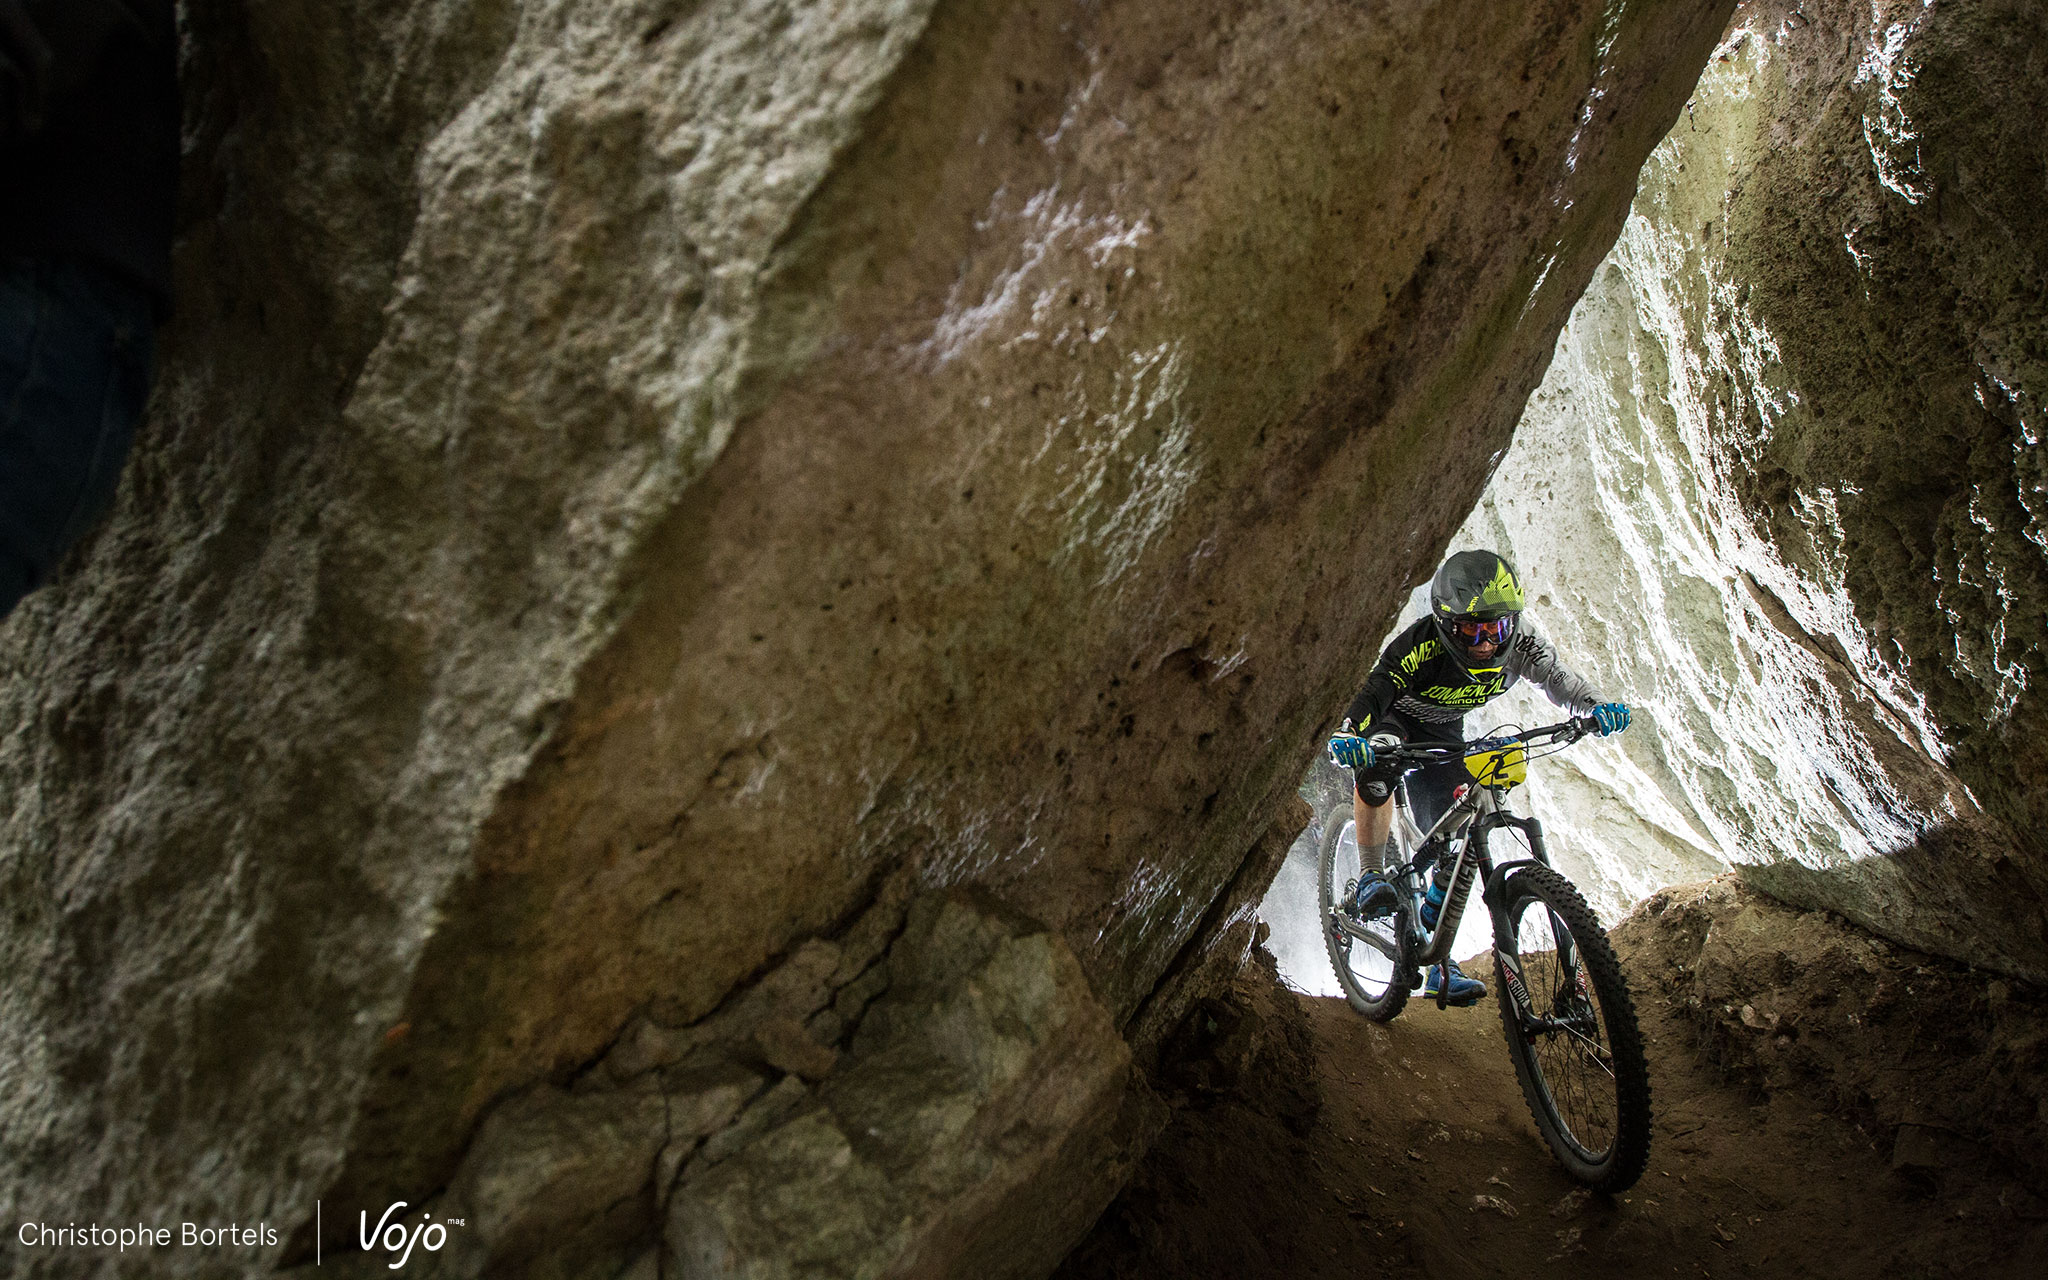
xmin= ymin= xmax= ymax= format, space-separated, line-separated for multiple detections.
xmin=1494 ymin=865 xmax=1652 ymax=1191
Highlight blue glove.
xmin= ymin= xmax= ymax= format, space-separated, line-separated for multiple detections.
xmin=1592 ymin=702 xmax=1631 ymax=736
xmin=1328 ymin=734 xmax=1372 ymax=769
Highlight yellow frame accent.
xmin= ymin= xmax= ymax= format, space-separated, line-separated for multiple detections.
xmin=1465 ymin=744 xmax=1528 ymax=788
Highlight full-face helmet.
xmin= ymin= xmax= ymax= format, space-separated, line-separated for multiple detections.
xmin=1429 ymin=550 xmax=1525 ymax=673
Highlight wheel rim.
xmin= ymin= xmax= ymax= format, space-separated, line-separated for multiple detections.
xmin=1324 ymin=819 xmax=1400 ymax=999
xmin=1507 ymin=894 xmax=1620 ymax=1162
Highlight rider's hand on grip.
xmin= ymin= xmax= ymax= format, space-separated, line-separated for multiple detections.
xmin=1328 ymin=733 xmax=1371 ymax=769
xmin=1592 ymin=702 xmax=1631 ymax=736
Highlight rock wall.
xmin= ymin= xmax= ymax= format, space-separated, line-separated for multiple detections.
xmin=1617 ymin=877 xmax=2048 ymax=1195
xmin=1425 ymin=0 xmax=2048 ymax=982
xmin=0 ymin=1 xmax=1734 ymax=1275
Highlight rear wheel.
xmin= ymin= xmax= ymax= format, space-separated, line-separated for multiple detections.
xmin=1493 ymin=865 xmax=1652 ymax=1190
xmin=1317 ymin=802 xmax=1409 ymax=1021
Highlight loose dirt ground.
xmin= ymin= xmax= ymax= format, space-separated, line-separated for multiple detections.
xmin=1060 ymin=885 xmax=2048 ymax=1280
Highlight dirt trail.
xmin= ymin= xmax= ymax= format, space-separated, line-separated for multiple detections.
xmin=1060 ymin=883 xmax=2048 ymax=1280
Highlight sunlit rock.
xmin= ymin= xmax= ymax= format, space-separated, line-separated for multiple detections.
xmin=1432 ymin=0 xmax=2048 ymax=981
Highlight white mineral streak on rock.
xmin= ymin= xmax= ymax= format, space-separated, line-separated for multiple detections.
xmin=1098 ymin=856 xmax=1196 ymax=954
xmin=922 ymin=184 xmax=1151 ymax=365
xmin=922 ymin=792 xmax=1052 ymax=890
xmin=1852 ymin=0 xmax=1934 ymax=205
xmin=1053 ymin=341 xmax=1199 ymax=589
xmin=920 ymin=180 xmax=1189 ymax=594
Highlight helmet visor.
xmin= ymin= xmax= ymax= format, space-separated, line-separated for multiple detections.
xmin=1452 ymin=615 xmax=1513 ymax=645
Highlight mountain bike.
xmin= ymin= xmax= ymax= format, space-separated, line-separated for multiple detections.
xmin=1319 ymin=717 xmax=1652 ymax=1191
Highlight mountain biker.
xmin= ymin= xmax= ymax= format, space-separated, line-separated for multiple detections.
xmin=1328 ymin=549 xmax=1631 ymax=1005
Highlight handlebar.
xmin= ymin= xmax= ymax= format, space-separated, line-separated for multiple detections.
xmin=1329 ymin=716 xmax=1598 ymax=770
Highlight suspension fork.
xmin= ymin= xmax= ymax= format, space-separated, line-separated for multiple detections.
xmin=1479 ymin=812 xmax=1586 ymax=1029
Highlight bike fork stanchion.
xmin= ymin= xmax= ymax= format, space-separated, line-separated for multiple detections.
xmin=1484 ymin=855 xmax=1545 ymax=1035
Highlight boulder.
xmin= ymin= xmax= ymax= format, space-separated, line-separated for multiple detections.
xmin=669 ymin=890 xmax=1152 ymax=1280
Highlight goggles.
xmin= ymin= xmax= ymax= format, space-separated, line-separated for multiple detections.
xmin=1452 ymin=615 xmax=1513 ymax=645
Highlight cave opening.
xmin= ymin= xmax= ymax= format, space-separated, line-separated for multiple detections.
xmin=1262 ymin=0 xmax=2048 ymax=997
xmin=1163 ymin=3 xmax=2048 ymax=1273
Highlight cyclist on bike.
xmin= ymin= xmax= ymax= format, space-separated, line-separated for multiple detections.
xmin=1329 ymin=549 xmax=1631 ymax=1005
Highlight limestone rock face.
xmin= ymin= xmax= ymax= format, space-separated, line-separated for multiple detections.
xmin=0 ymin=0 xmax=1733 ymax=1274
xmin=668 ymin=890 xmax=1149 ymax=1280
xmin=1420 ymin=0 xmax=2048 ymax=983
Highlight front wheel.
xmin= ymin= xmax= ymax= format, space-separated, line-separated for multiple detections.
xmin=1317 ymin=802 xmax=1408 ymax=1021
xmin=1493 ymin=865 xmax=1652 ymax=1191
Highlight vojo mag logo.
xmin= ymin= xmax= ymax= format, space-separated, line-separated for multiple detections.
xmin=354 ymin=1202 xmax=462 ymax=1269
xmin=309 ymin=1200 xmax=466 ymax=1269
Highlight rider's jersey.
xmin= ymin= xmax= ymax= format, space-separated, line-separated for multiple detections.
xmin=1343 ymin=616 xmax=1600 ymax=730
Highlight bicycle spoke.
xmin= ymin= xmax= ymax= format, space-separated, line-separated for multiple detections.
xmin=1555 ymin=1024 xmax=1616 ymax=1078
xmin=1353 ymin=924 xmax=1401 ymax=964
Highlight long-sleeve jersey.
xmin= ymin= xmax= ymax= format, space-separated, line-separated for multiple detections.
xmin=1343 ymin=616 xmax=1601 ymax=730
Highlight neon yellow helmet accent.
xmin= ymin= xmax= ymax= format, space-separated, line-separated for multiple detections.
xmin=1431 ymin=550 xmax=1525 ymax=618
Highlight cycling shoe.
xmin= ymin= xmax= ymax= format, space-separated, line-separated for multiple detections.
xmin=1351 ymin=874 xmax=1401 ymax=918
xmin=1421 ymin=960 xmax=1487 ymax=1006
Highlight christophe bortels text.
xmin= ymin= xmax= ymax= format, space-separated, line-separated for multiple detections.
xmin=17 ymin=1221 xmax=279 ymax=1251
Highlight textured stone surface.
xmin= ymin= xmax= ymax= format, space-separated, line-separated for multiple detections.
xmin=670 ymin=890 xmax=1152 ymax=1280
xmin=1123 ymin=794 xmax=1308 ymax=1069
xmin=276 ymin=890 xmax=1141 ymax=1279
xmin=0 ymin=0 xmax=1733 ymax=1274
xmin=1702 ymin=0 xmax=2048 ymax=976
xmin=1410 ymin=0 xmax=2048 ymax=981
xmin=1616 ymin=877 xmax=2048 ymax=1189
